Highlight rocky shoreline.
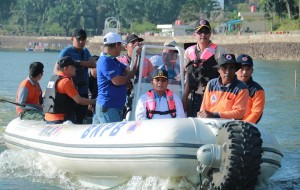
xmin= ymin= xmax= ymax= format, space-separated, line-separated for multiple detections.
xmin=0 ymin=34 xmax=299 ymax=61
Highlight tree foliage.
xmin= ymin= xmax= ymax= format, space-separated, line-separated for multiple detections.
xmin=0 ymin=0 xmax=298 ymax=36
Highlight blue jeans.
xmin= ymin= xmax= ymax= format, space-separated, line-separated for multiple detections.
xmin=93 ymin=104 xmax=123 ymax=124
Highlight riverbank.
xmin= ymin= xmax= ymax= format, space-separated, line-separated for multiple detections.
xmin=1 ymin=33 xmax=299 ymax=61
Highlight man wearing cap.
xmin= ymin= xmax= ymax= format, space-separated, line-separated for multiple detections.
xmin=94 ymin=32 xmax=136 ymax=124
xmin=135 ymin=69 xmax=185 ymax=120
xmin=44 ymin=56 xmax=96 ymax=124
xmin=236 ymin=54 xmax=265 ymax=124
xmin=182 ymin=19 xmax=227 ymax=117
xmin=197 ymin=54 xmax=249 ymax=119
xmin=149 ymin=40 xmax=180 ymax=80
xmin=15 ymin=62 xmax=44 ymax=120
xmin=53 ymin=28 xmax=96 ymax=124
xmin=117 ymin=34 xmax=153 ymax=78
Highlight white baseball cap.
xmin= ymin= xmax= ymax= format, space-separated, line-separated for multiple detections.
xmin=164 ymin=40 xmax=177 ymax=47
xmin=103 ymin=32 xmax=126 ymax=45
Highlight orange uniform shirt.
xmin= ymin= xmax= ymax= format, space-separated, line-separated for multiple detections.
xmin=45 ymin=73 xmax=78 ymax=121
xmin=243 ymin=78 xmax=265 ymax=124
xmin=201 ymin=76 xmax=249 ymax=119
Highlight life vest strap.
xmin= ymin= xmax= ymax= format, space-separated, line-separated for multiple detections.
xmin=148 ymin=109 xmax=176 ymax=115
xmin=146 ymin=89 xmax=176 ymax=119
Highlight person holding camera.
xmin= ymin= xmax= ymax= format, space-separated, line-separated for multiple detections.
xmin=182 ymin=19 xmax=226 ymax=117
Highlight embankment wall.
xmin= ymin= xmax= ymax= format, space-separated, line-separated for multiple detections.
xmin=0 ymin=34 xmax=299 ymax=61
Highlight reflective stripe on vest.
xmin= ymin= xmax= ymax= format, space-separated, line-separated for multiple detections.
xmin=146 ymin=89 xmax=176 ymax=119
xmin=187 ymin=43 xmax=217 ymax=63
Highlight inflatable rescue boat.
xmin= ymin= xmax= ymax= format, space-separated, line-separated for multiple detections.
xmin=4 ymin=45 xmax=283 ymax=189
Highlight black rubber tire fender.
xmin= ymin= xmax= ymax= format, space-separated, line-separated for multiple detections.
xmin=207 ymin=121 xmax=262 ymax=190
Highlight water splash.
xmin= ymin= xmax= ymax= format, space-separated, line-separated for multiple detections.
xmin=115 ymin=176 xmax=196 ymax=190
xmin=0 ymin=149 xmax=81 ymax=189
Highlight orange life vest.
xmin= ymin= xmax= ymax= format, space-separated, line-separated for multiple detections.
xmin=117 ymin=55 xmax=153 ymax=78
xmin=186 ymin=43 xmax=219 ymax=91
xmin=186 ymin=43 xmax=218 ymax=64
xmin=146 ymin=89 xmax=176 ymax=119
xmin=16 ymin=78 xmax=42 ymax=115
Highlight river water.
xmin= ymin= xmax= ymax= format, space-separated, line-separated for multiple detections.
xmin=0 ymin=50 xmax=299 ymax=189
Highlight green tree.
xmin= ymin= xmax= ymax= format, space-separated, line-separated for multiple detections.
xmin=0 ymin=0 xmax=16 ymax=24
xmin=143 ymin=0 xmax=186 ymax=24
xmin=179 ymin=0 xmax=210 ymax=23
xmin=118 ymin=0 xmax=145 ymax=29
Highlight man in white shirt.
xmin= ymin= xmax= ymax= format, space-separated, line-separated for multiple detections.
xmin=135 ymin=69 xmax=185 ymax=120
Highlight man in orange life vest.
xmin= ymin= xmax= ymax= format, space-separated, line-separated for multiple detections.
xmin=236 ymin=54 xmax=265 ymax=124
xmin=117 ymin=34 xmax=153 ymax=78
xmin=44 ymin=56 xmax=96 ymax=124
xmin=135 ymin=69 xmax=185 ymax=120
xmin=15 ymin=62 xmax=44 ymax=120
xmin=197 ymin=54 xmax=249 ymax=119
xmin=182 ymin=19 xmax=227 ymax=117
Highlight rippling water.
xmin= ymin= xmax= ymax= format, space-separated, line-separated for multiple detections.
xmin=0 ymin=51 xmax=299 ymax=189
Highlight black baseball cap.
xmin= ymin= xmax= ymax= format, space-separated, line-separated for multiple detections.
xmin=216 ymin=54 xmax=240 ymax=70
xmin=58 ymin=56 xmax=77 ymax=68
xmin=195 ymin=19 xmax=211 ymax=31
xmin=73 ymin=28 xmax=87 ymax=39
xmin=237 ymin=54 xmax=253 ymax=67
xmin=152 ymin=69 xmax=168 ymax=79
xmin=125 ymin=34 xmax=144 ymax=44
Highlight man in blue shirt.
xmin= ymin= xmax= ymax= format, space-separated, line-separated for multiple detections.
xmin=94 ymin=32 xmax=136 ymax=123
xmin=53 ymin=28 xmax=96 ymax=124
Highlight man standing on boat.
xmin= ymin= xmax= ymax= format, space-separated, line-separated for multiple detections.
xmin=182 ymin=19 xmax=226 ymax=117
xmin=236 ymin=54 xmax=265 ymax=124
xmin=135 ymin=69 xmax=185 ymax=120
xmin=197 ymin=54 xmax=248 ymax=119
xmin=44 ymin=56 xmax=96 ymax=124
xmin=117 ymin=34 xmax=153 ymax=78
xmin=94 ymin=32 xmax=136 ymax=124
xmin=15 ymin=62 xmax=44 ymax=120
xmin=53 ymin=28 xmax=96 ymax=124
